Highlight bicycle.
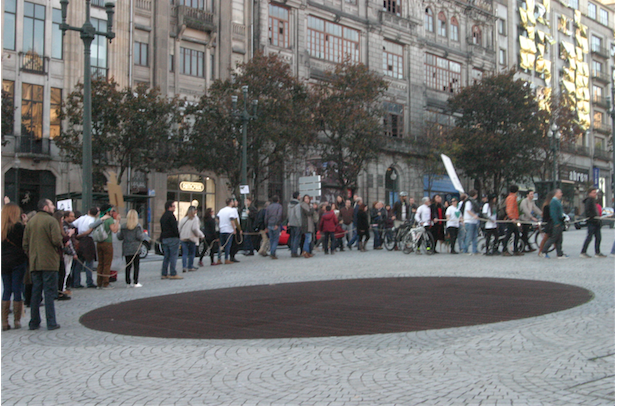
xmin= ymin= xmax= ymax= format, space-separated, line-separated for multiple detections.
xmin=384 ymin=220 xmax=414 ymax=251
xmin=402 ymin=226 xmax=435 ymax=255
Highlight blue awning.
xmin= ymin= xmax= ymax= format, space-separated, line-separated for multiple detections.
xmin=423 ymin=175 xmax=459 ymax=194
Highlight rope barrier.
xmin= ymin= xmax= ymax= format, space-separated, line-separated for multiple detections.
xmin=73 ymin=240 xmax=144 ymax=278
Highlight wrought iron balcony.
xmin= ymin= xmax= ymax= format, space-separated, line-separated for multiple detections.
xmin=591 ymin=46 xmax=610 ymax=59
xmin=16 ymin=135 xmax=51 ymax=156
xmin=592 ymin=95 xmax=611 ymax=109
xmin=176 ymin=6 xmax=216 ymax=32
xmin=21 ymin=51 xmax=46 ymax=74
xmin=591 ymin=70 xmax=611 ymax=84
xmin=594 ymin=148 xmax=613 ymax=161
xmin=593 ymin=121 xmax=613 ymax=134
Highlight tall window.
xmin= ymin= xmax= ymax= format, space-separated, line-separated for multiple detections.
xmin=91 ymin=18 xmax=108 ymax=77
xmin=52 ymin=9 xmax=63 ymax=59
xmin=594 ymin=111 xmax=604 ymax=126
xmin=178 ymin=0 xmax=205 ymax=9
xmin=599 ymin=9 xmax=608 ymax=25
xmin=180 ymin=47 xmax=204 ymax=77
xmin=438 ymin=12 xmax=447 ymax=37
xmin=425 ymin=53 xmax=461 ymax=93
xmin=21 ymin=83 xmax=44 ymax=139
xmin=425 ymin=8 xmax=434 ymax=33
xmin=383 ymin=0 xmax=401 ymax=16
xmin=450 ymin=17 xmax=459 ymax=41
xmin=3 ymin=0 xmax=16 ymax=50
xmin=588 ymin=2 xmax=597 ymax=19
xmin=307 ymin=16 xmax=359 ymax=63
xmin=23 ymin=2 xmax=46 ymax=72
xmin=134 ymin=42 xmax=149 ymax=66
xmin=593 ymin=85 xmax=603 ymax=102
xmin=591 ymin=35 xmax=602 ymax=52
xmin=383 ymin=41 xmax=404 ymax=79
xmin=2 ymin=80 xmax=15 ymax=135
xmin=498 ymin=19 xmax=506 ymax=35
xmin=269 ymin=4 xmax=289 ymax=48
xmin=383 ymin=102 xmax=403 ymax=137
xmin=592 ymin=60 xmax=603 ymax=74
xmin=50 ymin=88 xmax=62 ymax=139
xmin=499 ymin=49 xmax=506 ymax=65
xmin=472 ymin=25 xmax=482 ymax=45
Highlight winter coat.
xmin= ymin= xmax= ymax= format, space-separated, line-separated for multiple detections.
xmin=583 ymin=197 xmax=601 ymax=225
xmin=23 ymin=211 xmax=63 ymax=272
xmin=264 ymin=202 xmax=283 ymax=227
xmin=117 ymin=223 xmax=145 ymax=257
xmin=178 ymin=216 xmax=205 ymax=244
xmin=287 ymin=199 xmax=302 ymax=227
xmin=203 ymin=217 xmax=218 ymax=241
xmin=370 ymin=207 xmax=387 ymax=226
xmin=357 ymin=210 xmax=370 ymax=232
xmin=300 ymin=202 xmax=315 ymax=234
xmin=319 ymin=211 xmax=338 ymax=233
xmin=2 ymin=222 xmax=28 ymax=274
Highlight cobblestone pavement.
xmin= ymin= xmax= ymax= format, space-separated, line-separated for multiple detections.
xmin=2 ymin=229 xmax=614 ymax=405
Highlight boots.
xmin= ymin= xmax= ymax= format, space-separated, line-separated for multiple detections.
xmin=2 ymin=300 xmax=11 ymax=331
xmin=13 ymin=301 xmax=23 ymax=329
xmin=360 ymin=242 xmax=367 ymax=252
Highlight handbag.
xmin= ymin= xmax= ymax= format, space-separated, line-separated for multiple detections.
xmin=91 ymin=223 xmax=109 ymax=243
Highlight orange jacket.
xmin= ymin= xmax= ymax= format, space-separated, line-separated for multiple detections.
xmin=505 ymin=193 xmax=519 ymax=220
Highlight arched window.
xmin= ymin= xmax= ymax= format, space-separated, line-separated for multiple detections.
xmin=450 ymin=17 xmax=459 ymax=41
xmin=438 ymin=12 xmax=447 ymax=37
xmin=425 ymin=8 xmax=434 ymax=33
xmin=472 ymin=25 xmax=482 ymax=45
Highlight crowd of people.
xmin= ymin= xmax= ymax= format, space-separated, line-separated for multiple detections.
xmin=1 ymin=185 xmax=612 ymax=332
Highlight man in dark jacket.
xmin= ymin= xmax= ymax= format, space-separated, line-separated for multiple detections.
xmin=242 ymin=197 xmax=258 ymax=256
xmin=580 ymin=187 xmax=606 ymax=258
xmin=23 ymin=198 xmax=63 ymax=330
xmin=160 ymin=200 xmax=182 ymax=279
xmin=287 ymin=192 xmax=302 ymax=257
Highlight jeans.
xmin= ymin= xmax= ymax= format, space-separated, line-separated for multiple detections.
xmin=125 ymin=256 xmax=140 ymax=284
xmin=303 ymin=233 xmax=312 ymax=253
xmin=348 ymin=224 xmax=359 ymax=247
xmin=341 ymin=223 xmax=354 ymax=245
xmin=268 ymin=226 xmax=281 ymax=256
xmin=321 ymin=231 xmax=334 ymax=253
xmin=289 ymin=226 xmax=301 ymax=255
xmin=464 ymin=223 xmax=479 ymax=254
xmin=504 ymin=222 xmax=520 ymax=253
xmin=458 ymin=224 xmax=467 ymax=252
xmin=181 ymin=240 xmax=196 ymax=270
xmin=161 ymin=237 xmax=180 ymax=276
xmin=29 ymin=271 xmax=59 ymax=329
xmin=74 ymin=258 xmax=95 ymax=288
xmin=542 ymin=224 xmax=564 ymax=256
xmin=582 ymin=222 xmax=602 ymax=254
xmin=219 ymin=233 xmax=232 ymax=260
xmin=2 ymin=262 xmax=26 ymax=301
xmin=372 ymin=226 xmax=382 ymax=248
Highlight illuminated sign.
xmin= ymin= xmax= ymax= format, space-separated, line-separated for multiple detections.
xmin=179 ymin=181 xmax=205 ymax=192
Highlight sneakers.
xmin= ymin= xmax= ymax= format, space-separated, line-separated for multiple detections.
xmin=134 ymin=283 xmax=143 ymax=288
xmin=595 ymin=253 xmax=607 ymax=258
xmin=168 ymin=275 xmax=184 ymax=279
xmin=211 ymin=261 xmax=221 ymax=266
xmin=558 ymin=255 xmax=569 ymax=259
xmin=127 ymin=283 xmax=134 ymax=288
xmin=580 ymin=253 xmax=592 ymax=259
xmin=544 ymin=253 xmax=550 ymax=259
xmin=198 ymin=261 xmax=204 ymax=267
xmin=102 ymin=285 xmax=114 ymax=290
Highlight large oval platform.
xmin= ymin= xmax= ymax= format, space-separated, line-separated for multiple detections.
xmin=80 ymin=277 xmax=592 ymax=339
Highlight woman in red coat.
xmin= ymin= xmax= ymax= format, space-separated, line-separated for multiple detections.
xmin=319 ymin=205 xmax=338 ymax=255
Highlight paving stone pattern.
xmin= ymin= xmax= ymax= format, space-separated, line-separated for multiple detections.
xmin=1 ymin=229 xmax=614 ymax=405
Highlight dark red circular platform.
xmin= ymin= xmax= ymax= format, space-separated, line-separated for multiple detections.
xmin=80 ymin=277 xmax=592 ymax=339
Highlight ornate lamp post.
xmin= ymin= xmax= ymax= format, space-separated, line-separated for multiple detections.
xmin=231 ymin=86 xmax=258 ymax=199
xmin=59 ymin=0 xmax=116 ymax=212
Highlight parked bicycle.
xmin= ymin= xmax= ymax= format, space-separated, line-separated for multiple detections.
xmin=402 ymin=226 xmax=435 ymax=255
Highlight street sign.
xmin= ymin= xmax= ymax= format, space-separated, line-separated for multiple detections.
xmin=57 ymin=199 xmax=73 ymax=211
xmin=299 ymin=175 xmax=321 ymax=200
xmin=240 ymin=185 xmax=250 ymax=194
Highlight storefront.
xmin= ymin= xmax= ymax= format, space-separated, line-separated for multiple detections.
xmin=166 ymin=174 xmax=216 ymax=219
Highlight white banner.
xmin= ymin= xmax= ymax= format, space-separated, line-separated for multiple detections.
xmin=440 ymin=154 xmax=465 ymax=194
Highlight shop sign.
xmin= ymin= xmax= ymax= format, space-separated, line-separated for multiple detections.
xmin=593 ymin=167 xmax=600 ymax=188
xmin=179 ymin=181 xmax=205 ymax=192
xmin=567 ymin=170 xmax=589 ymax=183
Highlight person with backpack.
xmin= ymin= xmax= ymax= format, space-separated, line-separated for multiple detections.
xmin=463 ymin=190 xmax=481 ymax=255
xmin=541 ymin=188 xmax=568 ymax=259
xmin=94 ymin=203 xmax=120 ymax=288
xmin=503 ymin=185 xmax=523 ymax=256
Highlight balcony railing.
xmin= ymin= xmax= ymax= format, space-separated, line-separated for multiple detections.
xmin=592 ymin=95 xmax=611 ymax=109
xmin=16 ymin=135 xmax=51 ymax=155
xmin=21 ymin=51 xmax=45 ymax=74
xmin=591 ymin=70 xmax=611 ymax=83
xmin=591 ymin=46 xmax=610 ymax=59
xmin=176 ymin=6 xmax=216 ymax=32
xmin=593 ymin=121 xmax=613 ymax=134
xmin=594 ymin=148 xmax=613 ymax=161
xmin=561 ymin=143 xmax=590 ymax=156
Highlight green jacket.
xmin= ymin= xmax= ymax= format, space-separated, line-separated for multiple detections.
xmin=23 ymin=211 xmax=63 ymax=272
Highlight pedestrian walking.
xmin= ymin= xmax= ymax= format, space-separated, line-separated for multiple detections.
xmin=264 ymin=195 xmax=283 ymax=259
xmin=541 ymin=189 xmax=568 ymax=259
xmin=160 ymin=201 xmax=182 ymax=279
xmin=503 ymin=185 xmax=523 ymax=256
xmin=23 ymin=199 xmax=64 ymax=330
xmin=2 ymin=203 xmax=28 ymax=330
xmin=520 ymin=190 xmax=542 ymax=252
xmin=580 ymin=187 xmax=606 ymax=258
xmin=256 ymin=202 xmax=270 ymax=257
xmin=117 ymin=209 xmax=146 ymax=287
xmin=537 ymin=191 xmax=555 ymax=255
xmin=356 ymin=204 xmax=370 ymax=252
xmin=457 ymin=193 xmax=468 ymax=253
xmin=339 ymin=199 xmax=354 ymax=249
xmin=241 ymin=197 xmax=258 ymax=256
xmin=370 ymin=201 xmax=386 ymax=250
xmin=178 ymin=206 xmax=205 ymax=272
xmin=445 ymin=197 xmax=460 ymax=254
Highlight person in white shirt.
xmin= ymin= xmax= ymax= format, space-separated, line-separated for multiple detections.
xmin=445 ymin=197 xmax=461 ymax=254
xmin=482 ymin=194 xmax=498 ymax=255
xmin=415 ymin=197 xmax=432 ymax=227
xmin=217 ymin=198 xmax=238 ymax=264
xmin=71 ymin=207 xmax=107 ymax=289
xmin=463 ymin=190 xmax=481 ymax=254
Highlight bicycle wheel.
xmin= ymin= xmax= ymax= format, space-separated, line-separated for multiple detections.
xmin=420 ymin=232 xmax=435 ymax=255
xmin=535 ymin=231 xmax=555 ymax=253
xmin=402 ymin=232 xmax=415 ymax=254
xmin=384 ymin=230 xmax=396 ymax=251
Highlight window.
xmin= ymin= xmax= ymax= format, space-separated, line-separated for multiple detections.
xmin=180 ymin=47 xmax=204 ymax=77
xmin=91 ymin=18 xmax=108 ymax=77
xmin=383 ymin=41 xmax=404 ymax=79
xmin=594 ymin=111 xmax=604 ymax=126
xmin=91 ymin=0 xmax=107 ymax=7
xmin=593 ymin=85 xmax=603 ymax=104
xmin=599 ymin=9 xmax=608 ymax=25
xmin=592 ymin=60 xmax=603 ymax=73
xmin=498 ymin=19 xmax=506 ymax=35
xmin=50 ymin=88 xmax=62 ymax=139
xmin=269 ymin=4 xmax=289 ymax=48
xmin=3 ymin=0 xmax=16 ymax=50
xmin=425 ymin=53 xmax=461 ymax=93
xmin=51 ymin=9 xmax=63 ymax=59
xmin=177 ymin=0 xmax=205 ymax=9
xmin=499 ymin=49 xmax=506 ymax=65
xmin=23 ymin=2 xmax=46 ymax=72
xmin=21 ymin=83 xmax=44 ymax=139
xmin=450 ymin=17 xmax=459 ymax=41
xmin=588 ymin=2 xmax=597 ymax=19
xmin=383 ymin=102 xmax=403 ymax=137
xmin=134 ymin=42 xmax=149 ymax=66
xmin=383 ymin=0 xmax=401 ymax=17
xmin=438 ymin=12 xmax=447 ymax=37
xmin=2 ymin=80 xmax=15 ymax=135
xmin=472 ymin=25 xmax=482 ymax=46
xmin=595 ymin=137 xmax=605 ymax=150
xmin=425 ymin=8 xmax=434 ymax=33
xmin=591 ymin=35 xmax=602 ymax=52
xmin=569 ymin=0 xmax=578 ymax=9
xmin=307 ymin=16 xmax=360 ymax=63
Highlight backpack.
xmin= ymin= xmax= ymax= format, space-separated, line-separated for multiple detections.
xmin=91 ymin=222 xmax=109 ymax=243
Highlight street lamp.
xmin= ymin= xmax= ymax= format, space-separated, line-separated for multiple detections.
xmin=547 ymin=123 xmax=560 ymax=190
xmin=231 ymin=86 xmax=258 ymax=200
xmin=59 ymin=0 xmax=116 ymax=212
